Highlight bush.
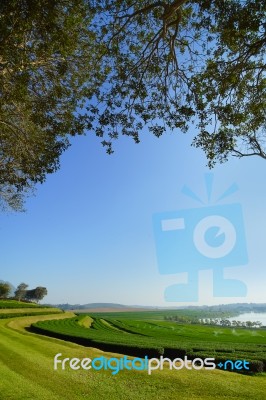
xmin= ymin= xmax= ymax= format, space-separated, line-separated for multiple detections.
xmin=163 ymin=347 xmax=189 ymax=359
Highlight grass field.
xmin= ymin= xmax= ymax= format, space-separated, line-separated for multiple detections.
xmin=0 ymin=312 xmax=266 ymax=399
xmin=77 ymin=309 xmax=237 ymax=320
xmin=32 ymin=312 xmax=266 ymax=372
xmin=0 ymin=301 xmax=63 ymax=319
xmin=0 ymin=300 xmax=43 ymax=309
xmin=0 ymin=307 xmax=62 ymax=314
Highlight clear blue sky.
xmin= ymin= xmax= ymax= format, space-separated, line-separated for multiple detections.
xmin=1 ymin=127 xmax=266 ymax=306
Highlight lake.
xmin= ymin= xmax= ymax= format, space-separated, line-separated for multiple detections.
xmin=228 ymin=312 xmax=266 ymax=325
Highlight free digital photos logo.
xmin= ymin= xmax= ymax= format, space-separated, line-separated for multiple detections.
xmin=153 ymin=174 xmax=248 ymax=302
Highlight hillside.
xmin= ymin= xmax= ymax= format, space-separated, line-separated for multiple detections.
xmin=55 ymin=302 xmax=266 ymax=313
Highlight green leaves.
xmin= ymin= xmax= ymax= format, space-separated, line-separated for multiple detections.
xmin=189 ymin=0 xmax=266 ymax=164
xmin=0 ymin=282 xmax=11 ymax=299
xmin=0 ymin=0 xmax=96 ymax=210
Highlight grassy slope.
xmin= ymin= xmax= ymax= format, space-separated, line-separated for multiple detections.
xmin=107 ymin=319 xmax=266 ymax=344
xmin=85 ymin=310 xmax=237 ymax=320
xmin=0 ymin=300 xmax=43 ymax=308
xmin=0 ymin=307 xmax=61 ymax=314
xmin=0 ymin=313 xmax=265 ymax=400
xmin=32 ymin=315 xmax=266 ymax=358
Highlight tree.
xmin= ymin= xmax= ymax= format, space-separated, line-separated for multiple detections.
xmin=14 ymin=282 xmax=28 ymax=301
xmin=190 ymin=1 xmax=266 ymax=166
xmin=0 ymin=0 xmax=97 ymax=210
xmin=34 ymin=286 xmax=48 ymax=303
xmin=0 ymin=282 xmax=11 ymax=299
xmin=25 ymin=286 xmax=47 ymax=303
xmin=1 ymin=1 xmax=265 ymax=209
xmin=25 ymin=289 xmax=36 ymax=302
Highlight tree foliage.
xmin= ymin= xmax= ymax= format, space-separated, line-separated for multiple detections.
xmin=191 ymin=0 xmax=266 ymax=166
xmin=14 ymin=282 xmax=29 ymax=301
xmin=0 ymin=0 xmax=265 ymax=209
xmin=0 ymin=0 xmax=97 ymax=210
xmin=0 ymin=282 xmax=11 ymax=299
xmin=25 ymin=286 xmax=48 ymax=302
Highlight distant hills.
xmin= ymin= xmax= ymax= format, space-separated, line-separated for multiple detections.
xmin=54 ymin=302 xmax=266 ymax=313
xmin=187 ymin=303 xmax=266 ymax=312
xmin=55 ymin=303 xmax=159 ymax=311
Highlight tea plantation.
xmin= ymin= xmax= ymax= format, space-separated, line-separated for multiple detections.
xmin=0 ymin=306 xmax=266 ymax=399
xmin=32 ymin=313 xmax=266 ymax=373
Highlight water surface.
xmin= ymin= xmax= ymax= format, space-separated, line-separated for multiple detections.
xmin=228 ymin=312 xmax=266 ymax=325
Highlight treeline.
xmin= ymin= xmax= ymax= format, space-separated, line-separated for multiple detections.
xmin=198 ymin=318 xmax=263 ymax=328
xmin=164 ymin=316 xmax=200 ymax=324
xmin=164 ymin=315 xmax=263 ymax=328
xmin=186 ymin=303 xmax=266 ymax=313
xmin=0 ymin=282 xmax=47 ymax=303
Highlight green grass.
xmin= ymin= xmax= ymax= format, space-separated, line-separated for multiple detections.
xmin=80 ymin=309 xmax=238 ymax=320
xmin=78 ymin=315 xmax=93 ymax=328
xmin=0 ymin=300 xmax=43 ymax=309
xmin=0 ymin=313 xmax=266 ymax=399
xmin=32 ymin=313 xmax=266 ymax=372
xmin=0 ymin=302 xmax=63 ymax=319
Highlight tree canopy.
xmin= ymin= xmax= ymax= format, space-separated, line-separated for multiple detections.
xmin=14 ymin=282 xmax=29 ymax=301
xmin=0 ymin=0 xmax=265 ymax=210
xmin=0 ymin=282 xmax=11 ymax=298
xmin=0 ymin=0 xmax=97 ymax=210
xmin=25 ymin=286 xmax=48 ymax=303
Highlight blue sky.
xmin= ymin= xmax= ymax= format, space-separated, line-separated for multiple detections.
xmin=1 ymin=127 xmax=266 ymax=306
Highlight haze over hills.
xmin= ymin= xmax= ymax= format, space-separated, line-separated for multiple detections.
xmin=54 ymin=303 xmax=160 ymax=311
xmin=53 ymin=302 xmax=266 ymax=312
